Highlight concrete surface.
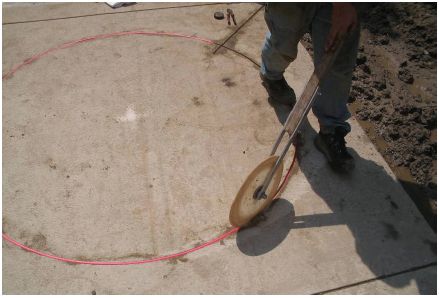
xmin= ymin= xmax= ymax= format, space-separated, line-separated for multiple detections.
xmin=2 ymin=2 xmax=217 ymax=24
xmin=2 ymin=2 xmax=437 ymax=295
xmin=328 ymin=265 xmax=437 ymax=295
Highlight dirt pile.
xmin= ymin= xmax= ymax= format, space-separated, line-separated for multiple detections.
xmin=353 ymin=3 xmax=437 ymax=230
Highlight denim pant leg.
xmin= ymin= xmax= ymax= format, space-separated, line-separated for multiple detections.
xmin=260 ymin=4 xmax=317 ymax=81
xmin=310 ymin=4 xmax=360 ymax=134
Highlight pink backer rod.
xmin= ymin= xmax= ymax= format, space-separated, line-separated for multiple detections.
xmin=2 ymin=30 xmax=297 ymax=265
xmin=2 ymin=30 xmax=214 ymax=79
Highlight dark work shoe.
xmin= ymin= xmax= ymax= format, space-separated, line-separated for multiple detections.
xmin=314 ymin=127 xmax=355 ymax=172
xmin=260 ymin=73 xmax=296 ymax=107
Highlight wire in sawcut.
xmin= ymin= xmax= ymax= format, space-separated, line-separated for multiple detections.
xmin=2 ymin=30 xmax=215 ymax=79
xmin=2 ymin=152 xmax=295 ymax=265
xmin=2 ymin=30 xmax=297 ymax=265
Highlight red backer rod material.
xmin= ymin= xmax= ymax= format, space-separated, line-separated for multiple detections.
xmin=2 ymin=30 xmax=297 ymax=265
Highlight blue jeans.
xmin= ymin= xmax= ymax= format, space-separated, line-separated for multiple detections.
xmin=260 ymin=3 xmax=360 ymax=134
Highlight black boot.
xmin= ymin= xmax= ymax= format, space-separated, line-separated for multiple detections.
xmin=314 ymin=127 xmax=355 ymax=172
xmin=260 ymin=73 xmax=296 ymax=107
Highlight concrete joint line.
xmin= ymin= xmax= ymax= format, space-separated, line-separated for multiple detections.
xmin=217 ymin=44 xmax=261 ymax=68
xmin=2 ymin=3 xmax=222 ymax=26
xmin=312 ymin=262 xmax=437 ymax=295
xmin=212 ymin=5 xmax=264 ymax=54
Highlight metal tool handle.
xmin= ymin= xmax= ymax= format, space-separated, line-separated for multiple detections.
xmin=256 ymin=36 xmax=346 ymax=199
xmin=283 ymin=36 xmax=346 ymax=136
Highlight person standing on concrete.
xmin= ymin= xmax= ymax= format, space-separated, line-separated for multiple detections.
xmin=260 ymin=3 xmax=360 ymax=171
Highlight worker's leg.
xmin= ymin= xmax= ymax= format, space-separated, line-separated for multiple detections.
xmin=261 ymin=3 xmax=316 ymax=80
xmin=310 ymin=4 xmax=360 ymax=134
xmin=310 ymin=4 xmax=360 ymax=171
xmin=260 ymin=4 xmax=317 ymax=107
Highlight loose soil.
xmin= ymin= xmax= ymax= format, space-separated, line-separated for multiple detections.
xmin=301 ymin=3 xmax=437 ymax=231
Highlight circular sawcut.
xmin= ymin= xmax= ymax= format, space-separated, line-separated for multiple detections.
xmin=229 ymin=156 xmax=284 ymax=227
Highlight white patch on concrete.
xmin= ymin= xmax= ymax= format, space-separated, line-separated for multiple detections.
xmin=118 ymin=106 xmax=137 ymax=123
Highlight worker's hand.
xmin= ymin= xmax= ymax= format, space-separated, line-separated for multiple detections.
xmin=325 ymin=3 xmax=358 ymax=52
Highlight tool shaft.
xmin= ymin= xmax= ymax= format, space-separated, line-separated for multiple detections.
xmin=257 ymin=134 xmax=294 ymax=198
xmin=257 ymin=35 xmax=346 ymax=199
xmin=231 ymin=14 xmax=237 ymax=25
xmin=270 ymin=129 xmax=286 ymax=156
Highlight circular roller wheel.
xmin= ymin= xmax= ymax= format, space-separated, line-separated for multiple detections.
xmin=229 ymin=156 xmax=284 ymax=227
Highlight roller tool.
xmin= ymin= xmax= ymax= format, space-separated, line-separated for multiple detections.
xmin=229 ymin=38 xmax=345 ymax=227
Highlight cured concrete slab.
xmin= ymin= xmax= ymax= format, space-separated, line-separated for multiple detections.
xmin=328 ymin=265 xmax=437 ymax=295
xmin=2 ymin=2 xmax=261 ymax=70
xmin=2 ymin=2 xmax=218 ymax=24
xmin=2 ymin=3 xmax=437 ymax=295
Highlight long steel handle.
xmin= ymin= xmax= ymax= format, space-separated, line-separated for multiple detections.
xmin=257 ymin=36 xmax=346 ymax=199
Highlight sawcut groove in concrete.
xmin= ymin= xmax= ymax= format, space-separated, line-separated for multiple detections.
xmin=2 ymin=3 xmax=221 ymax=25
xmin=3 ymin=32 xmax=260 ymax=256
xmin=215 ymin=44 xmax=261 ymax=68
xmin=3 ymin=3 xmax=436 ymax=295
xmin=313 ymin=262 xmax=437 ymax=295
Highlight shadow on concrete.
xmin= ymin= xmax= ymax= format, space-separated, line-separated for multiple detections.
xmin=397 ymin=179 xmax=437 ymax=232
xmin=236 ymin=198 xmax=295 ymax=256
xmin=296 ymin=119 xmax=436 ymax=294
xmin=267 ymin=96 xmax=293 ymax=125
xmin=236 ymin=103 xmax=436 ymax=293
